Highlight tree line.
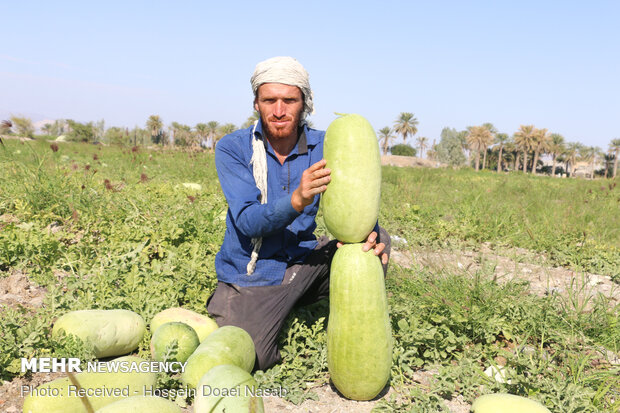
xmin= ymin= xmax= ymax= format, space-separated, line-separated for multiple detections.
xmin=0 ymin=113 xmax=260 ymax=150
xmin=2 ymin=113 xmax=618 ymax=179
xmin=378 ymin=112 xmax=620 ymax=179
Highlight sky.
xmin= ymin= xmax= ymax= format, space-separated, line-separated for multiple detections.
xmin=1 ymin=0 xmax=619 ymax=149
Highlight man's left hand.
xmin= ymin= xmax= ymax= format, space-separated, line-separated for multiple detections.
xmin=336 ymin=231 xmax=388 ymax=265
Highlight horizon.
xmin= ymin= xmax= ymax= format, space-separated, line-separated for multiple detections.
xmin=2 ymin=1 xmax=619 ymax=150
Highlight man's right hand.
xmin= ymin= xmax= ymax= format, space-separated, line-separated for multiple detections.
xmin=291 ymin=159 xmax=331 ymax=212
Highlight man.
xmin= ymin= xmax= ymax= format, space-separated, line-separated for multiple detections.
xmin=207 ymin=56 xmax=390 ymax=370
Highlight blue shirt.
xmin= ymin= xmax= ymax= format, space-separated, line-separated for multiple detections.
xmin=214 ymin=121 xmax=325 ymax=286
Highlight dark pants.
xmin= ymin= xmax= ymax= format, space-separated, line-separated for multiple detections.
xmin=206 ymin=227 xmax=391 ymax=371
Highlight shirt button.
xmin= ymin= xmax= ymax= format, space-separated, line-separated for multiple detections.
xmin=282 ymin=186 xmax=286 ymax=190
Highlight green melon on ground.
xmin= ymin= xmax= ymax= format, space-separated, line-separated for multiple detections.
xmin=94 ymin=396 xmax=181 ymax=413
xmin=51 ymin=309 xmax=145 ymax=358
xmin=194 ymin=364 xmax=264 ymax=413
xmin=22 ymin=356 xmax=157 ymax=413
xmin=150 ymin=307 xmax=218 ymax=342
xmin=472 ymin=393 xmax=551 ymax=413
xmin=181 ymin=326 xmax=255 ymax=389
xmin=150 ymin=321 xmax=200 ymax=363
xmin=322 ymin=113 xmax=381 ymax=243
xmin=327 ymin=244 xmax=392 ymax=400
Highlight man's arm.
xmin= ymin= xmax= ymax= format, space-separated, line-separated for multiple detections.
xmin=216 ymin=140 xmax=331 ymax=239
xmin=216 ymin=140 xmax=300 ymax=239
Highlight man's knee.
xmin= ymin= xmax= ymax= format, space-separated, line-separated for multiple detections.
xmin=206 ymin=282 xmax=289 ymax=371
xmin=254 ymin=338 xmax=282 ymax=371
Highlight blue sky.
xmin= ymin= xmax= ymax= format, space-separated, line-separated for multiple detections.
xmin=2 ymin=1 xmax=618 ymax=149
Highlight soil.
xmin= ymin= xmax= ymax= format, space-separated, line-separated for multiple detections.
xmin=381 ymin=155 xmax=441 ymax=169
xmin=0 ymin=270 xmax=47 ymax=309
xmin=390 ymin=242 xmax=619 ymax=305
xmin=1 ymin=241 xmax=617 ymax=412
xmin=261 ymin=374 xmax=471 ymax=413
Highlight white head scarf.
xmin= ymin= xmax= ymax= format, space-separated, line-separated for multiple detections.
xmin=250 ymin=56 xmax=314 ymax=122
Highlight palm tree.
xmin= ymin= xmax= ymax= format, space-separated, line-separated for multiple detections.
xmin=146 ymin=115 xmax=164 ymax=145
xmin=169 ymin=122 xmax=182 ymax=147
xmin=466 ymin=125 xmax=494 ymax=171
xmin=241 ymin=111 xmax=260 ymax=129
xmin=481 ymin=123 xmax=497 ymax=170
xmin=416 ymin=136 xmax=428 ymax=158
xmin=494 ymin=133 xmax=509 ymax=172
xmin=169 ymin=122 xmax=194 ymax=147
xmin=207 ymin=121 xmax=220 ymax=151
xmin=378 ymin=127 xmax=395 ymax=155
xmin=565 ymin=142 xmax=581 ymax=177
xmin=579 ymin=146 xmax=600 ymax=179
xmin=220 ymin=123 xmax=236 ymax=135
xmin=513 ymin=125 xmax=536 ymax=173
xmin=215 ymin=123 xmax=236 ymax=149
xmin=531 ymin=128 xmax=551 ymax=174
xmin=610 ymin=138 xmax=620 ymax=178
xmin=195 ymin=123 xmax=209 ymax=148
xmin=393 ymin=112 xmax=418 ymax=144
xmin=549 ymin=133 xmax=565 ymax=176
xmin=603 ymin=152 xmax=613 ymax=179
xmin=506 ymin=138 xmax=520 ymax=171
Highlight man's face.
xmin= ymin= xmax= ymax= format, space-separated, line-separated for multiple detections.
xmin=254 ymin=83 xmax=304 ymax=141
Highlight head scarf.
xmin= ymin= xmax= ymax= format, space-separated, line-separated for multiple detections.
xmin=250 ymin=56 xmax=314 ymax=122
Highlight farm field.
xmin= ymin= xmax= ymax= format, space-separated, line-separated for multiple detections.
xmin=0 ymin=139 xmax=618 ymax=412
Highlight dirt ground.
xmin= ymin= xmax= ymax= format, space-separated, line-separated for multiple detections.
xmin=261 ymin=376 xmax=470 ymax=413
xmin=390 ymin=242 xmax=619 ymax=306
xmin=0 ymin=270 xmax=47 ymax=310
xmin=1 ymin=241 xmax=617 ymax=412
xmin=381 ymin=155 xmax=441 ymax=169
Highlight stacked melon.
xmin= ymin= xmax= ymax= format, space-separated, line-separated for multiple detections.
xmin=322 ymin=114 xmax=392 ymax=401
xmin=23 ymin=307 xmax=262 ymax=413
xmin=321 ymin=115 xmax=554 ymax=413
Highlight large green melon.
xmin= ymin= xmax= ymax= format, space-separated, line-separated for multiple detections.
xmin=22 ymin=356 xmax=158 ymax=413
xmin=150 ymin=307 xmax=218 ymax=342
xmin=327 ymin=244 xmax=392 ymax=400
xmin=472 ymin=393 xmax=551 ymax=413
xmin=194 ymin=364 xmax=264 ymax=413
xmin=181 ymin=326 xmax=255 ymax=389
xmin=322 ymin=113 xmax=381 ymax=243
xmin=150 ymin=321 xmax=200 ymax=363
xmin=51 ymin=309 xmax=146 ymax=358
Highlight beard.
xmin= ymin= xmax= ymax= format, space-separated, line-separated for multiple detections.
xmin=259 ymin=109 xmax=303 ymax=141
xmin=263 ymin=119 xmax=296 ymax=140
